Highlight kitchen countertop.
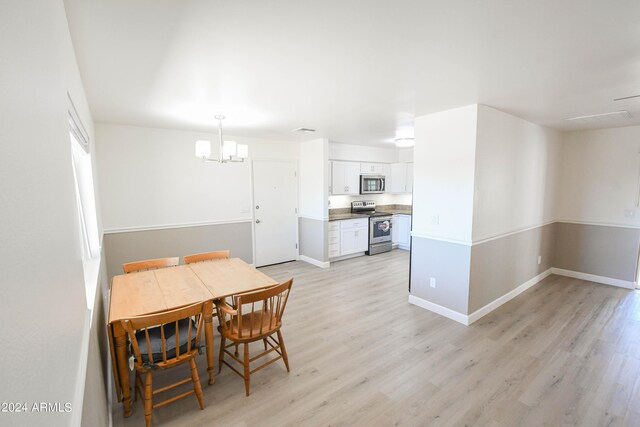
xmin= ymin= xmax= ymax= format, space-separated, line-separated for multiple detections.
xmin=328 ymin=210 xmax=412 ymax=221
xmin=328 ymin=213 xmax=369 ymax=221
xmin=377 ymin=209 xmax=412 ymax=215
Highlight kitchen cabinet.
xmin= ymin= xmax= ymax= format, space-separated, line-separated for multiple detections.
xmin=360 ymin=162 xmax=386 ymax=175
xmin=331 ymin=161 xmax=360 ymax=195
xmin=391 ymin=216 xmax=399 ymax=245
xmin=389 ymin=163 xmax=413 ymax=194
xmin=392 ymin=214 xmax=411 ymax=250
xmin=341 ymin=228 xmax=368 ymax=255
xmin=329 ymin=218 xmax=369 ymax=258
xmin=328 ymin=222 xmax=341 ymax=258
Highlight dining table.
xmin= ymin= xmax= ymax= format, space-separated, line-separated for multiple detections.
xmin=107 ymin=258 xmax=279 ymax=417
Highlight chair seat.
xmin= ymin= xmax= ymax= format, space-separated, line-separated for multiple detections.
xmin=221 ymin=310 xmax=280 ymax=341
xmin=135 ymin=319 xmax=197 ymax=363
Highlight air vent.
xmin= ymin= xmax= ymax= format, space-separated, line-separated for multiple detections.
xmin=292 ymin=127 xmax=316 ymax=133
xmin=565 ymin=110 xmax=632 ymax=124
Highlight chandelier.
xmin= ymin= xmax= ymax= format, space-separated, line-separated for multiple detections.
xmin=195 ymin=115 xmax=248 ymax=163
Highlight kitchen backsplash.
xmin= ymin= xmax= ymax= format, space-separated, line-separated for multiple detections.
xmin=328 ymin=193 xmax=412 ymax=209
xmin=329 ymin=204 xmax=412 ymax=215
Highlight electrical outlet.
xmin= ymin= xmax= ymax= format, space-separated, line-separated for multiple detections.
xmin=537 ymin=255 xmax=542 ymax=265
xmin=430 ymin=277 xmax=436 ymax=288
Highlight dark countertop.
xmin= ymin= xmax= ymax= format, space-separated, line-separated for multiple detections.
xmin=328 ymin=213 xmax=369 ymax=221
xmin=377 ymin=209 xmax=412 ymax=216
xmin=328 ymin=210 xmax=412 ymax=221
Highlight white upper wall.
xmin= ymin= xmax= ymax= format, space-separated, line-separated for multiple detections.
xmin=0 ymin=1 xmax=96 ymax=423
xmin=558 ymin=126 xmax=640 ymax=227
xmin=398 ymin=147 xmax=414 ymax=163
xmin=472 ymin=105 xmax=561 ymax=241
xmin=96 ymin=123 xmax=299 ymax=231
xmin=329 ymin=141 xmax=399 ymax=163
xmin=413 ymin=105 xmax=478 ymax=243
xmin=299 ymin=139 xmax=329 ymax=219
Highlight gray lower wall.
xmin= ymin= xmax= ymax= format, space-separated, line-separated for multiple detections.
xmin=81 ymin=249 xmax=110 ymax=427
xmin=410 ymin=236 xmax=471 ymax=314
xmin=468 ymin=223 xmax=556 ymax=313
xmin=411 ymin=221 xmax=640 ymax=318
xmin=555 ymin=222 xmax=640 ymax=282
xmin=103 ymin=222 xmax=253 ymax=280
xmin=298 ymin=217 xmax=328 ymax=262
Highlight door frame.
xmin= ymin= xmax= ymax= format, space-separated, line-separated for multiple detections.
xmin=250 ymin=158 xmax=300 ymax=267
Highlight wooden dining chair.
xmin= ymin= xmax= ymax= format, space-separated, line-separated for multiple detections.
xmin=121 ymin=302 xmax=206 ymax=427
xmin=216 ymin=278 xmax=293 ymax=396
xmin=122 ymin=257 xmax=180 ymax=274
xmin=184 ymin=250 xmax=230 ymax=264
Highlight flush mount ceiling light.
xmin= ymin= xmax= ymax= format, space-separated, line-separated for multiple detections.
xmin=195 ymin=115 xmax=248 ymax=163
xmin=565 ymin=110 xmax=632 ymax=123
xmin=292 ymin=127 xmax=316 ymax=133
xmin=394 ymin=137 xmax=415 ymax=148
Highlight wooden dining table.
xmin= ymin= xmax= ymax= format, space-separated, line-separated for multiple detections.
xmin=107 ymin=258 xmax=279 ymax=417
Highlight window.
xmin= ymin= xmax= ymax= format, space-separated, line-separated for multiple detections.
xmin=69 ymin=96 xmax=100 ymax=309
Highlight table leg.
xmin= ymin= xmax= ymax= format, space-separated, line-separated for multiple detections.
xmin=204 ymin=300 xmax=215 ymax=385
xmin=113 ymin=321 xmax=133 ymax=417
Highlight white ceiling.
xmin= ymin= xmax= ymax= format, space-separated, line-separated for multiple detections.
xmin=64 ymin=0 xmax=640 ymax=146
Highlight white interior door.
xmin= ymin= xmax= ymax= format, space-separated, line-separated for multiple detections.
xmin=252 ymin=160 xmax=298 ymax=267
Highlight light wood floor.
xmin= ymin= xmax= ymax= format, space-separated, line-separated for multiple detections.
xmin=112 ymin=250 xmax=640 ymax=426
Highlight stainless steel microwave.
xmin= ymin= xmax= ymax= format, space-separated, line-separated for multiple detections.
xmin=360 ymin=175 xmax=385 ymax=194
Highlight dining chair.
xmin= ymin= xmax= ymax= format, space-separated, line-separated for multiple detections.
xmin=183 ymin=250 xmax=230 ymax=264
xmin=216 ymin=278 xmax=293 ymax=396
xmin=121 ymin=302 xmax=206 ymax=427
xmin=122 ymin=257 xmax=180 ymax=274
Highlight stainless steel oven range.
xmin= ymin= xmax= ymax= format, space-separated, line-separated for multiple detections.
xmin=351 ymin=201 xmax=393 ymax=255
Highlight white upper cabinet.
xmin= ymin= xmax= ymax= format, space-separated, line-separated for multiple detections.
xmin=389 ymin=163 xmax=413 ymax=193
xmin=331 ymin=161 xmax=360 ymax=195
xmin=360 ymin=162 xmax=386 ymax=175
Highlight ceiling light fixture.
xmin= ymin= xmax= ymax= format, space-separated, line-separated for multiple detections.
xmin=195 ymin=115 xmax=248 ymax=163
xmin=292 ymin=127 xmax=316 ymax=133
xmin=565 ymin=110 xmax=631 ymax=123
xmin=394 ymin=137 xmax=415 ymax=148
xmin=613 ymin=94 xmax=640 ymax=101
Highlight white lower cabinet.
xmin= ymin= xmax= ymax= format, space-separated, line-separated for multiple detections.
xmin=392 ymin=215 xmax=399 ymax=245
xmin=328 ymin=222 xmax=341 ymax=258
xmin=392 ymin=214 xmax=411 ymax=250
xmin=329 ymin=218 xmax=369 ymax=258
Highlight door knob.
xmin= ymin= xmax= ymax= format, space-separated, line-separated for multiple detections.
xmin=256 ymin=219 xmax=261 ymax=223
xmin=256 ymin=205 xmax=260 ymax=209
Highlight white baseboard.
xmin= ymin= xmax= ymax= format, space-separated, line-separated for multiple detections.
xmin=551 ymin=268 xmax=635 ymax=289
xmin=409 ymin=267 xmax=636 ymax=327
xmin=408 ymin=295 xmax=469 ymax=325
xmin=409 ymin=268 xmax=554 ymax=326
xmin=329 ymin=252 xmax=365 ymax=262
xmin=298 ymin=255 xmax=330 ymax=269
xmin=467 ymin=268 xmax=553 ymax=325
